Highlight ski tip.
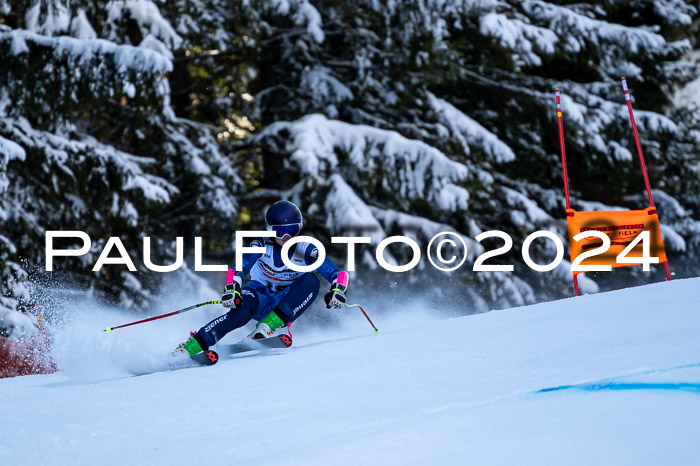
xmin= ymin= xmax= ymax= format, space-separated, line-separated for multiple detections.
xmin=279 ymin=334 xmax=293 ymax=347
xmin=206 ymin=350 xmax=219 ymax=364
xmin=192 ymin=350 xmax=219 ymax=366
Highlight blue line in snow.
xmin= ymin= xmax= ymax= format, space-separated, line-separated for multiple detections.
xmin=539 ymin=382 xmax=700 ymax=394
xmin=536 ymin=362 xmax=700 ymax=395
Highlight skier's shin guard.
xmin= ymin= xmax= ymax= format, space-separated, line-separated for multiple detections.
xmin=276 ymin=272 xmax=320 ymax=323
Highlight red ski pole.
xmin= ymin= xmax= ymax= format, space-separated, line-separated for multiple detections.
xmin=556 ymin=88 xmax=579 ymax=296
xmin=344 ymin=303 xmax=380 ymax=334
xmin=105 ymin=269 xmax=236 ymax=332
xmin=621 ymin=77 xmax=655 ymax=207
xmin=104 ymin=300 xmax=222 ymax=332
xmin=555 ymin=89 xmax=572 ymax=210
xmin=620 ymin=77 xmax=672 ymax=281
xmin=334 ymin=271 xmax=379 ymax=333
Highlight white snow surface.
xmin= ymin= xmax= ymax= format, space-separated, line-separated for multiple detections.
xmin=2 ymin=278 xmax=700 ymax=465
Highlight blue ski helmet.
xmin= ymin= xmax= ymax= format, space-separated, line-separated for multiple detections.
xmin=265 ymin=200 xmax=303 ymax=238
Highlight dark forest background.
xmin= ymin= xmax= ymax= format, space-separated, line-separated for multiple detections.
xmin=1 ymin=0 xmax=699 ymax=337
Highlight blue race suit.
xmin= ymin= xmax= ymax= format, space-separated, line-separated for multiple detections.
xmin=196 ymin=238 xmax=340 ymax=348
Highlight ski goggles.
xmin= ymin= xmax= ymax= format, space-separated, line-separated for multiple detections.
xmin=268 ymin=223 xmax=302 ymax=239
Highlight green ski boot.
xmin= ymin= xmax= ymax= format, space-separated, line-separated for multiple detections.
xmin=248 ymin=310 xmax=285 ymax=340
xmin=175 ymin=332 xmax=206 ymax=356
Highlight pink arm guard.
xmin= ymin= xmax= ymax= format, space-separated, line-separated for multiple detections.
xmin=226 ymin=269 xmax=235 ymax=285
xmin=336 ymin=271 xmax=349 ymax=287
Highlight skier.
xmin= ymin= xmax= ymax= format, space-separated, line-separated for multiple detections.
xmin=176 ymin=200 xmax=348 ymax=357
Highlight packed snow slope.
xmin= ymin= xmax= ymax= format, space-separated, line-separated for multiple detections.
xmin=2 ymin=278 xmax=699 ymax=466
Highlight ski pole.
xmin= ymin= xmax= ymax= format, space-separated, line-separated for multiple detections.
xmin=104 ymin=300 xmax=221 ymax=332
xmin=333 ymin=271 xmax=379 ymax=333
xmin=344 ymin=303 xmax=380 ymax=334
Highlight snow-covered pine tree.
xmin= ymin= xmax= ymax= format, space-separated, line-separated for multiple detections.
xmin=0 ymin=1 xmax=242 ymax=332
xmin=229 ymin=0 xmax=699 ymax=308
xmin=1 ymin=0 xmax=698 ymax=331
xmin=0 ymin=130 xmax=35 ymax=337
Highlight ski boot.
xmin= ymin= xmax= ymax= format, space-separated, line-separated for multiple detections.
xmin=248 ymin=310 xmax=285 ymax=340
xmin=174 ymin=332 xmax=208 ymax=356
